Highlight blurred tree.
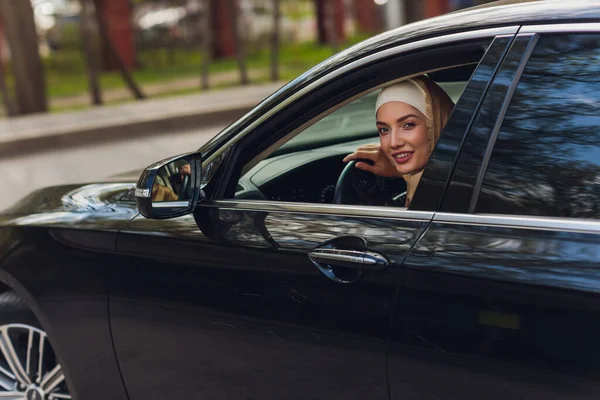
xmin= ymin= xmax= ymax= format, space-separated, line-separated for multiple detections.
xmin=425 ymin=0 xmax=450 ymax=17
xmin=0 ymin=0 xmax=48 ymax=115
xmin=95 ymin=0 xmax=135 ymax=71
xmin=201 ymin=0 xmax=211 ymax=89
xmin=79 ymin=0 xmax=103 ymax=105
xmin=212 ymin=0 xmax=236 ymax=58
xmin=228 ymin=0 xmax=249 ymax=85
xmin=315 ymin=0 xmax=345 ymax=49
xmin=354 ymin=0 xmax=381 ymax=35
xmin=325 ymin=0 xmax=339 ymax=53
xmin=0 ymin=20 xmax=16 ymax=116
xmin=0 ymin=58 xmax=16 ymax=116
xmin=270 ymin=0 xmax=281 ymax=81
xmin=92 ymin=0 xmax=145 ymax=99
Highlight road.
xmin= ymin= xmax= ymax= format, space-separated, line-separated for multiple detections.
xmin=0 ymin=124 xmax=225 ymax=212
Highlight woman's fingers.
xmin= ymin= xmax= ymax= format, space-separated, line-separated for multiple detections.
xmin=355 ymin=161 xmax=377 ymax=173
xmin=356 ymin=143 xmax=380 ymax=151
xmin=343 ymin=150 xmax=378 ymax=163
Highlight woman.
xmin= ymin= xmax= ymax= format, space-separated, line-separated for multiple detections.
xmin=343 ymin=75 xmax=455 ymax=207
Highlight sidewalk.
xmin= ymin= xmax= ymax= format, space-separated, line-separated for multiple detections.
xmin=0 ymin=81 xmax=285 ymax=158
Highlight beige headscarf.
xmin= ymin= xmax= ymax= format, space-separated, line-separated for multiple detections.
xmin=376 ymin=75 xmax=455 ymax=205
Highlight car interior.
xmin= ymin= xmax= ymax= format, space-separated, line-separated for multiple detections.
xmin=233 ymin=63 xmax=478 ymax=207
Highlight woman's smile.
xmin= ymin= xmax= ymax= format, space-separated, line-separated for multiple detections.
xmin=392 ymin=151 xmax=414 ymax=164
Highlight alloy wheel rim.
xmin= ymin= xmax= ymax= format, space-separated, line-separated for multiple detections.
xmin=0 ymin=324 xmax=71 ymax=399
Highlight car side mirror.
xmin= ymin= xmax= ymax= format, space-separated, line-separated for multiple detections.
xmin=135 ymin=151 xmax=203 ymax=219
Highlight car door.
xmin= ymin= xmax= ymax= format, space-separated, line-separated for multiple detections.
xmin=111 ymin=28 xmax=514 ymax=400
xmin=389 ymin=25 xmax=600 ymax=400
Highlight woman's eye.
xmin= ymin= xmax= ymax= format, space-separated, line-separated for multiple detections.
xmin=378 ymin=127 xmax=389 ymax=135
xmin=402 ymin=122 xmax=416 ymax=129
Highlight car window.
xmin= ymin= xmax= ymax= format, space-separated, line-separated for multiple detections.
xmin=223 ymin=38 xmax=496 ymax=208
xmin=476 ymin=34 xmax=600 ymax=219
xmin=233 ymin=70 xmax=468 ymax=206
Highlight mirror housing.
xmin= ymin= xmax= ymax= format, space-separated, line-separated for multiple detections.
xmin=135 ymin=151 xmax=203 ymax=219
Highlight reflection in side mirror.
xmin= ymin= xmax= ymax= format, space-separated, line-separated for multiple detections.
xmin=135 ymin=151 xmax=203 ymax=219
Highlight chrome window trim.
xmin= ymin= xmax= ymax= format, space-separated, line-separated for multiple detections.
xmin=520 ymin=22 xmax=600 ymax=34
xmin=203 ymin=26 xmax=519 ymax=166
xmin=434 ymin=212 xmax=600 ymax=234
xmin=153 ymin=201 xmax=190 ymax=208
xmin=205 ymin=200 xmax=434 ymax=221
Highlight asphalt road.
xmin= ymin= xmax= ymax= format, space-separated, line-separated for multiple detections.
xmin=0 ymin=124 xmax=225 ymax=212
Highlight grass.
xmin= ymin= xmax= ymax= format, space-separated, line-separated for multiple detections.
xmin=40 ymin=40 xmax=340 ymax=100
xmin=3 ymin=34 xmax=372 ymax=115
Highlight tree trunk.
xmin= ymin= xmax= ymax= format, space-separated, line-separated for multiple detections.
xmin=201 ymin=0 xmax=212 ymax=90
xmin=315 ymin=0 xmax=327 ymax=45
xmin=0 ymin=0 xmax=48 ymax=115
xmin=79 ymin=0 xmax=103 ymax=105
xmin=325 ymin=0 xmax=339 ymax=53
xmin=0 ymin=58 xmax=16 ymax=116
xmin=270 ymin=0 xmax=281 ymax=82
xmin=92 ymin=0 xmax=145 ymax=99
xmin=228 ymin=0 xmax=249 ymax=85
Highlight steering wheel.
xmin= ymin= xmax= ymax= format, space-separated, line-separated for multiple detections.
xmin=333 ymin=160 xmax=407 ymax=206
xmin=177 ymin=174 xmax=190 ymax=201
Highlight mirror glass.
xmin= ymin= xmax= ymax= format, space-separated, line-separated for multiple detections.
xmin=151 ymin=156 xmax=194 ymax=204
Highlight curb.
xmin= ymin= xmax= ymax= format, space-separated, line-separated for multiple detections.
xmin=0 ymin=82 xmax=285 ymax=159
xmin=0 ymin=104 xmax=253 ymax=159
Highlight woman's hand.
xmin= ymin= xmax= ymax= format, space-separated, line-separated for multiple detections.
xmin=343 ymin=144 xmax=399 ymax=177
xmin=179 ymin=163 xmax=191 ymax=178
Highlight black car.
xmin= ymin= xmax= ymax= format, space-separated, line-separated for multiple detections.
xmin=2 ymin=1 xmax=600 ymax=399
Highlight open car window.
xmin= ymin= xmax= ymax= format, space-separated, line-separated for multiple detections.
xmin=220 ymin=37 xmax=500 ymax=208
xmin=232 ymin=66 xmax=472 ymax=206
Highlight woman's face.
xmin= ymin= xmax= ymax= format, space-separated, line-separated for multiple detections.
xmin=376 ymin=101 xmax=430 ymax=176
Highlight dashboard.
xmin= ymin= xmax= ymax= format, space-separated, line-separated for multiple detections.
xmin=234 ymin=138 xmax=374 ymax=203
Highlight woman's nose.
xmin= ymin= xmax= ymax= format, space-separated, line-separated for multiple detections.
xmin=389 ymin=130 xmax=405 ymax=148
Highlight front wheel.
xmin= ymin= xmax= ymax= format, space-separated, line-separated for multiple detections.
xmin=0 ymin=291 xmax=71 ymax=400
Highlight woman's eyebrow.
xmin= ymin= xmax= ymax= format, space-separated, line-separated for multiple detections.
xmin=396 ymin=114 xmax=419 ymax=123
xmin=376 ymin=114 xmax=419 ymax=126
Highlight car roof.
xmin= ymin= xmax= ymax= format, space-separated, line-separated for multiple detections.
xmin=201 ymin=0 xmax=600 ymax=157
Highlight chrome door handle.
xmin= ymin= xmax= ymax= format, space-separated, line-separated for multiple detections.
xmin=308 ymin=248 xmax=388 ymax=270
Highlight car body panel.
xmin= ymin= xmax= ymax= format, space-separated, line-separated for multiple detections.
xmin=0 ymin=182 xmax=136 ymax=400
xmin=390 ymin=215 xmax=600 ymax=399
xmin=110 ymin=203 xmax=433 ymax=399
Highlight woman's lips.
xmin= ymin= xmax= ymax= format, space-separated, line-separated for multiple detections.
xmin=393 ymin=151 xmax=414 ymax=164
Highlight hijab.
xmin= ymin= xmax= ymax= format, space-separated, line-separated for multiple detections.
xmin=376 ymin=75 xmax=455 ymax=206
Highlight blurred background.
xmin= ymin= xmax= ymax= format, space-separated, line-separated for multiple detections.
xmin=0 ymin=0 xmax=496 ymax=117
